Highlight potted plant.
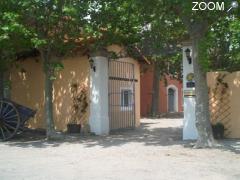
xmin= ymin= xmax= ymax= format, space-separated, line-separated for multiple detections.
xmin=211 ymin=122 xmax=225 ymax=139
xmin=67 ymin=83 xmax=88 ymax=134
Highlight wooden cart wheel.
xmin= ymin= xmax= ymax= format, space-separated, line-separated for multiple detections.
xmin=0 ymin=100 xmax=20 ymax=141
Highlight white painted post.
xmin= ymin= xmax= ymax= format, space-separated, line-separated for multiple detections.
xmin=89 ymin=55 xmax=109 ymax=135
xmin=182 ymin=43 xmax=198 ymax=140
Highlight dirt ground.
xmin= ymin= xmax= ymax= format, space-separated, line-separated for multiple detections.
xmin=0 ymin=118 xmax=240 ymax=180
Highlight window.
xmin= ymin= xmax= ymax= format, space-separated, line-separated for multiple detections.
xmin=121 ymin=89 xmax=133 ymax=110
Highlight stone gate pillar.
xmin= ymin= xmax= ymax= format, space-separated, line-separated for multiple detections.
xmin=89 ymin=50 xmax=109 ymax=135
xmin=182 ymin=42 xmax=198 ymax=140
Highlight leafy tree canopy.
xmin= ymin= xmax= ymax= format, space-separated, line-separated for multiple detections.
xmin=199 ymin=16 xmax=240 ymax=72
xmin=0 ymin=0 xmax=32 ymax=71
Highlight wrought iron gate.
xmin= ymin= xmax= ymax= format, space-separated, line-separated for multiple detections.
xmin=108 ymin=60 xmax=136 ymax=131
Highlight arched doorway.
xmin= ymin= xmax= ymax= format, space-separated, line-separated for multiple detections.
xmin=168 ymin=88 xmax=175 ymax=112
xmin=167 ymin=85 xmax=178 ymax=112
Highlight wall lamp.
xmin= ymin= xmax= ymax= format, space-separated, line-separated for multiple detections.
xmin=89 ymin=58 xmax=96 ymax=72
xmin=185 ymin=48 xmax=192 ymax=65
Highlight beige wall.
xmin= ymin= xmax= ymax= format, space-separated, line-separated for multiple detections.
xmin=207 ymin=71 xmax=240 ymax=138
xmin=10 ymin=45 xmax=141 ymax=131
xmin=11 ymin=56 xmax=90 ymax=131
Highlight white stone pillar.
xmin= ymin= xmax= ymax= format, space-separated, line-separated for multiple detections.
xmin=89 ymin=55 xmax=109 ymax=135
xmin=182 ymin=43 xmax=198 ymax=140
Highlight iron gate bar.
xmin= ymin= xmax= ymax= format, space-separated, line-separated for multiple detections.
xmin=109 ymin=77 xmax=138 ymax=82
xmin=108 ymin=60 xmax=136 ymax=131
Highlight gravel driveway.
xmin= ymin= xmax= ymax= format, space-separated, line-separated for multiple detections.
xmin=0 ymin=118 xmax=240 ymax=180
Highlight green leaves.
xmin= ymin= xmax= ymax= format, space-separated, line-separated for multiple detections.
xmin=48 ymin=62 xmax=64 ymax=81
xmin=31 ymin=38 xmax=47 ymax=49
xmin=0 ymin=2 xmax=33 ymax=72
xmin=51 ymin=62 xmax=64 ymax=72
xmin=2 ymin=0 xmax=239 ymax=75
xmin=198 ymin=15 xmax=240 ymax=72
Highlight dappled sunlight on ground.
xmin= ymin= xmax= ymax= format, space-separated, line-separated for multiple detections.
xmin=1 ymin=118 xmax=240 ymax=180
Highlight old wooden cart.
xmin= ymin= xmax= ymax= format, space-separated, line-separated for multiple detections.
xmin=0 ymin=99 xmax=36 ymax=141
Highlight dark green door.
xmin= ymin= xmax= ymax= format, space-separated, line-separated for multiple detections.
xmin=168 ymin=88 xmax=175 ymax=112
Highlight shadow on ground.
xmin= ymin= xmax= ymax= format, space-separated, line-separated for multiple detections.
xmin=216 ymin=139 xmax=240 ymax=154
xmin=3 ymin=119 xmax=240 ymax=155
xmin=3 ymin=120 xmax=183 ymax=148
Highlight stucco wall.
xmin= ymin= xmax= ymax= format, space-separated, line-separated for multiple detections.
xmin=10 ymin=45 xmax=141 ymax=131
xmin=140 ymin=67 xmax=183 ymax=117
xmin=160 ymin=76 xmax=183 ymax=113
xmin=207 ymin=71 xmax=240 ymax=138
xmin=11 ymin=56 xmax=90 ymax=131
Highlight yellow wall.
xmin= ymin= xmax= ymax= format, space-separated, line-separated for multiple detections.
xmin=10 ymin=45 xmax=141 ymax=131
xmin=11 ymin=56 xmax=90 ymax=131
xmin=207 ymin=71 xmax=240 ymax=138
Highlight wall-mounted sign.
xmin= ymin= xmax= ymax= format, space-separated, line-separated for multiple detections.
xmin=186 ymin=82 xmax=195 ymax=88
xmin=186 ymin=73 xmax=195 ymax=88
xmin=186 ymin=73 xmax=194 ymax=81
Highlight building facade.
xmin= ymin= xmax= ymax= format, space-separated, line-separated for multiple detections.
xmin=140 ymin=67 xmax=183 ymax=117
xmin=10 ymin=45 xmax=142 ymax=135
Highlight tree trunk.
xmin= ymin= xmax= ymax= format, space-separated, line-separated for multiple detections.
xmin=0 ymin=71 xmax=4 ymax=99
xmin=151 ymin=63 xmax=160 ymax=117
xmin=41 ymin=50 xmax=55 ymax=139
xmin=192 ymin=37 xmax=215 ymax=148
